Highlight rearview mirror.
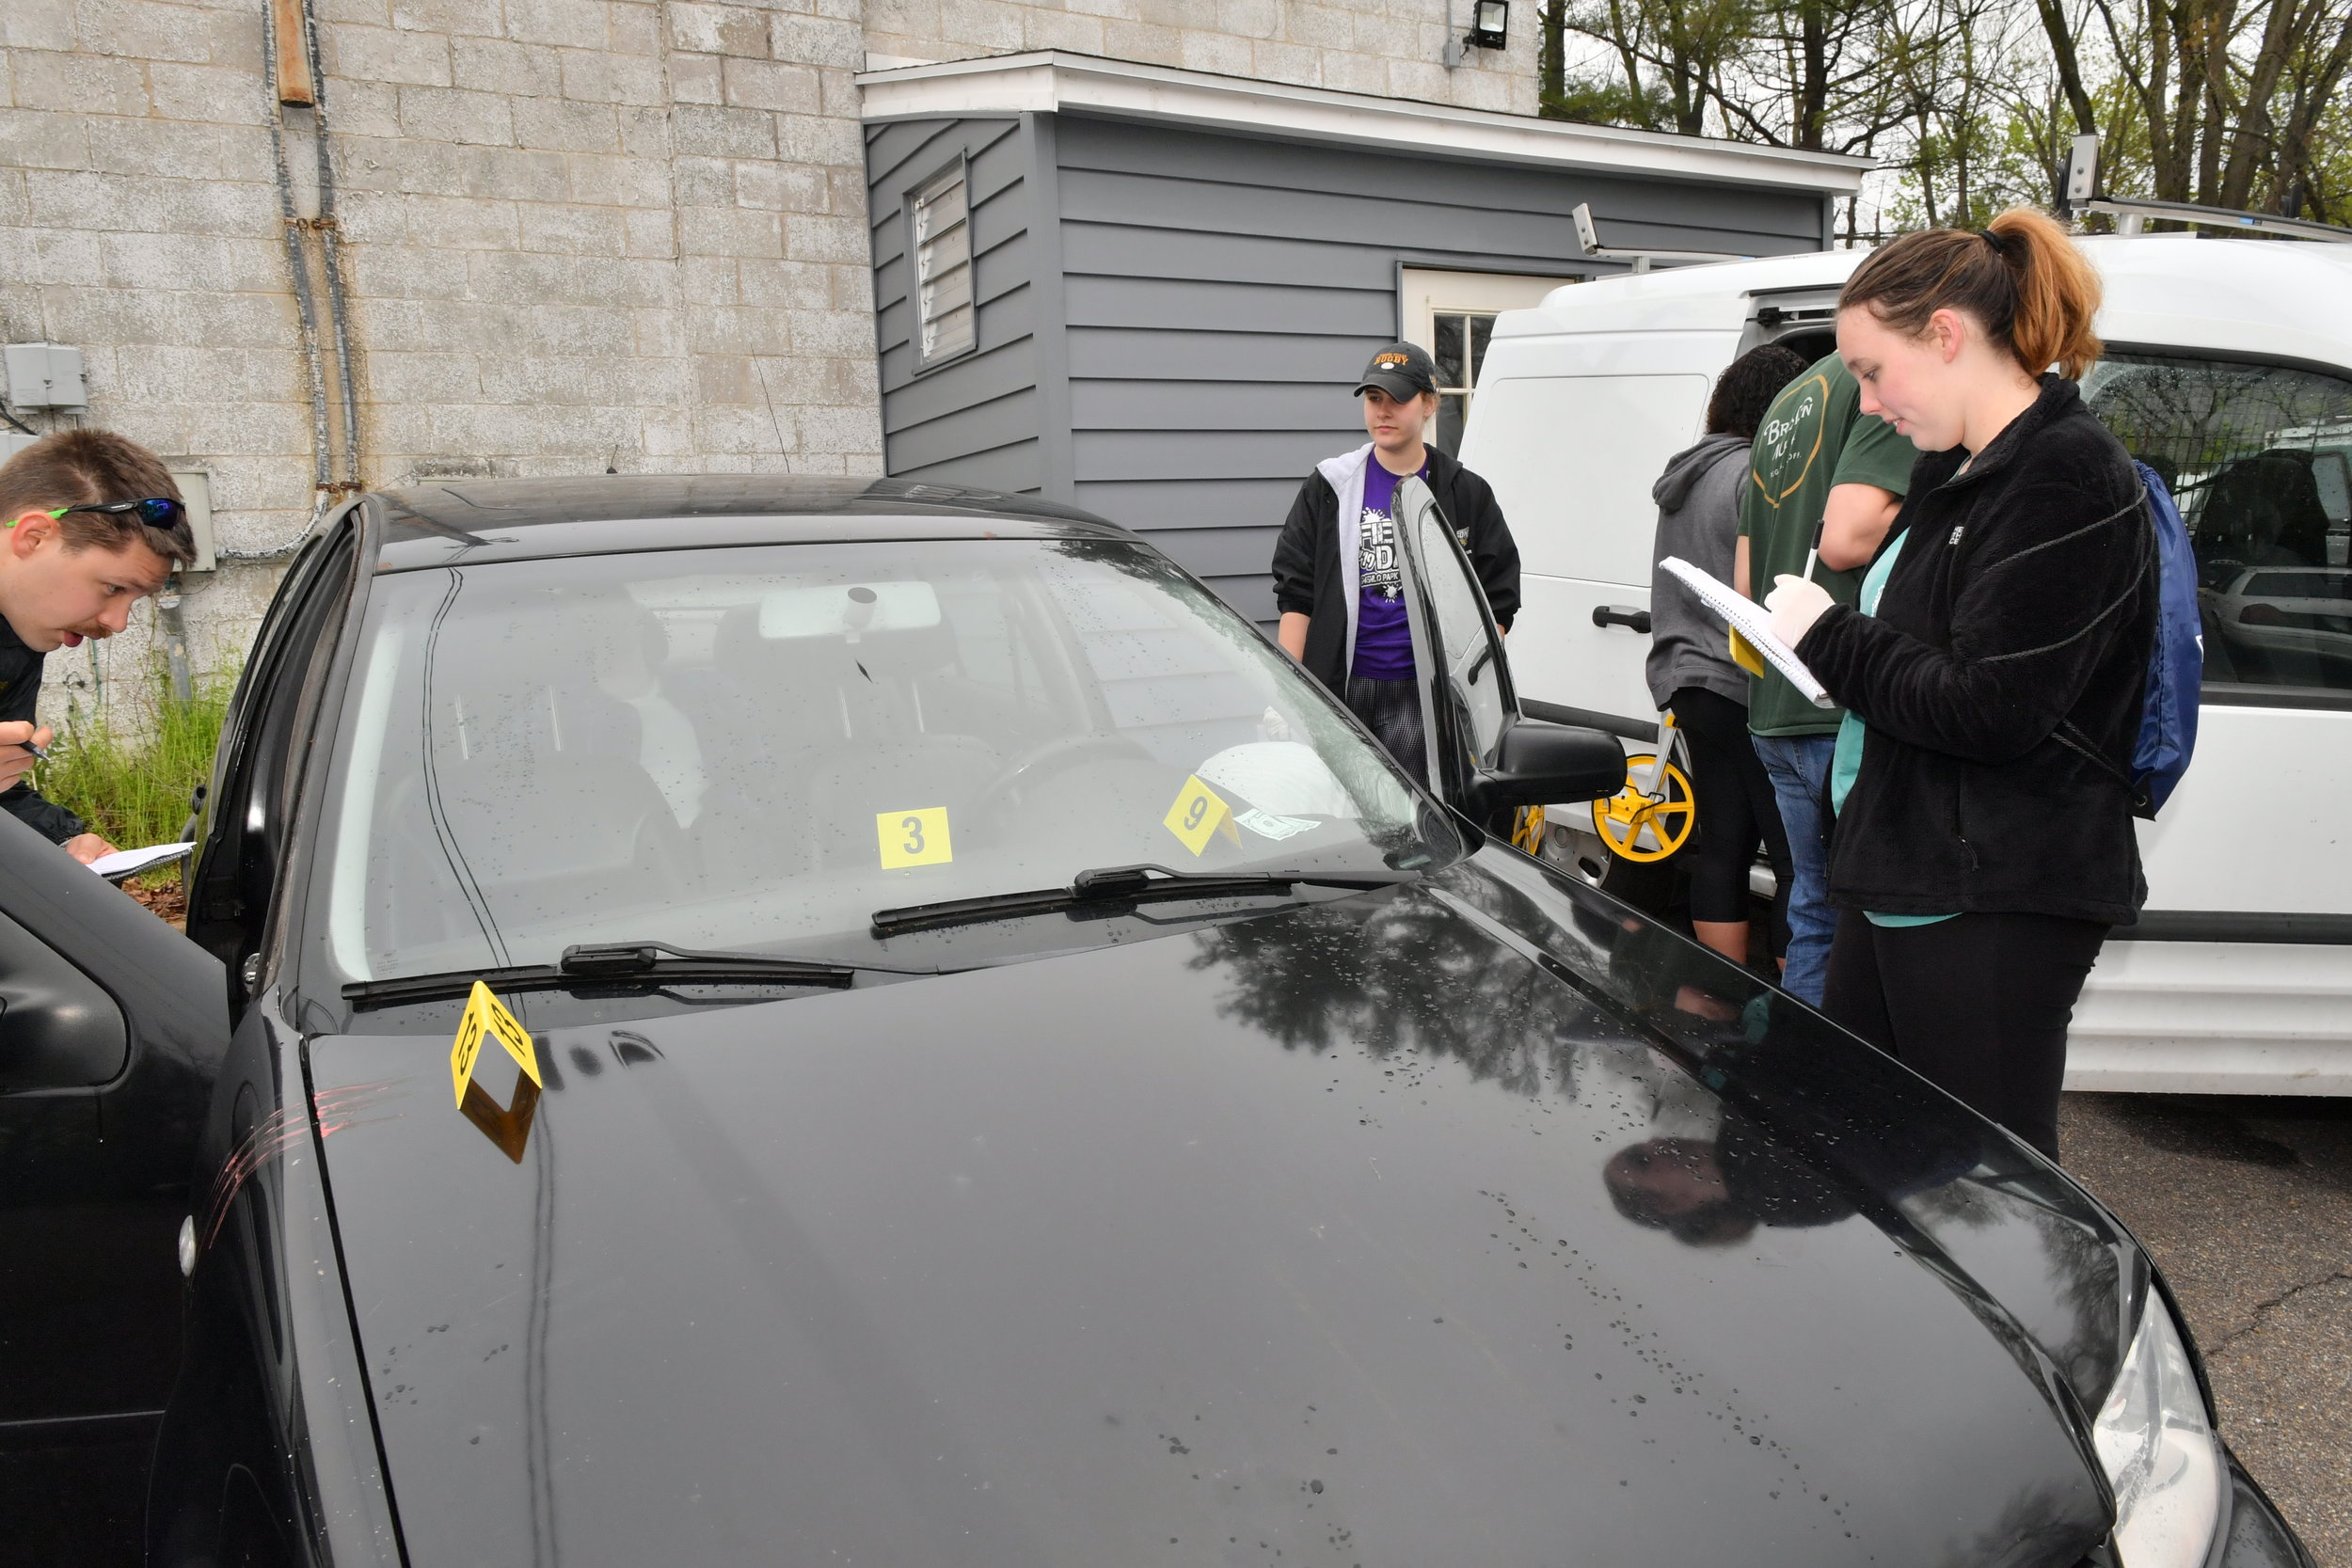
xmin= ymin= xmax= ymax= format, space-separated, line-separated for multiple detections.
xmin=1464 ymin=720 xmax=1626 ymax=816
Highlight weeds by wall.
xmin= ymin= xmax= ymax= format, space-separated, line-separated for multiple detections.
xmin=37 ymin=664 xmax=239 ymax=852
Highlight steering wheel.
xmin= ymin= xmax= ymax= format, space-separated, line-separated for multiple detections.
xmin=967 ymin=733 xmax=1154 ymax=828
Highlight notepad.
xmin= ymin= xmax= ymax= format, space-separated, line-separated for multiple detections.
xmin=89 ymin=842 xmax=195 ymax=881
xmin=1658 ymin=557 xmax=1835 ymax=709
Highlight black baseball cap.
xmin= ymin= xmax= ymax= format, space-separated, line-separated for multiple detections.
xmin=1354 ymin=341 xmax=1438 ymax=401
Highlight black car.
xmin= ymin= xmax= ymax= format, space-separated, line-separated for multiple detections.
xmin=0 ymin=476 xmax=2310 ymax=1568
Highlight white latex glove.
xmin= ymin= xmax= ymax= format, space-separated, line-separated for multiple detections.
xmin=1764 ymin=574 xmax=1836 ymax=648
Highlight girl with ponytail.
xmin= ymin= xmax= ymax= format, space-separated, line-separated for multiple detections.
xmin=1759 ymin=207 xmax=2154 ymax=1161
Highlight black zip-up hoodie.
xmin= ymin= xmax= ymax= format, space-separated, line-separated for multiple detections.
xmin=1796 ymin=375 xmax=2153 ymax=926
xmin=1270 ymin=443 xmax=1520 ymax=696
xmin=0 ymin=617 xmax=85 ymax=844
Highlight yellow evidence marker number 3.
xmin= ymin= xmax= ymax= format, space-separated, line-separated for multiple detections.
xmin=1163 ymin=775 xmax=1238 ymax=857
xmin=451 ymin=981 xmax=545 ymax=1108
xmin=876 ymin=806 xmax=953 ymax=869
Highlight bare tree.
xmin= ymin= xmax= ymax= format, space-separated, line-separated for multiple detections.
xmin=2066 ymin=0 xmax=2352 ymax=213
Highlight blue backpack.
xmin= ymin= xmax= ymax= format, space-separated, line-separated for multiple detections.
xmin=2128 ymin=461 xmax=2201 ymax=817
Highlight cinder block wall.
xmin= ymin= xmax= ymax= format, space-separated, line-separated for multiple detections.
xmin=0 ymin=0 xmax=884 ymax=721
xmin=863 ymin=0 xmax=1538 ymax=115
xmin=0 ymin=0 xmax=1533 ymax=728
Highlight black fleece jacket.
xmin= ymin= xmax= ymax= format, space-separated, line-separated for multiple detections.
xmin=1796 ymin=376 xmax=2153 ymax=926
xmin=0 ymin=617 xmax=84 ymax=844
xmin=1271 ymin=445 xmax=1519 ymax=695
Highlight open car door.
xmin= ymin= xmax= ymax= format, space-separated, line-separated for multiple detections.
xmin=1391 ymin=476 xmax=1626 ymax=831
xmin=0 ymin=813 xmax=230 ymax=1556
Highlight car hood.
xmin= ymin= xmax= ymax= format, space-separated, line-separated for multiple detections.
xmin=309 ymin=855 xmax=2127 ymax=1568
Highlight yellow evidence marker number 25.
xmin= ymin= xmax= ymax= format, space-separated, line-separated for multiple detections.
xmin=450 ymin=980 xmax=545 ymax=1108
xmin=876 ymin=806 xmax=954 ymax=869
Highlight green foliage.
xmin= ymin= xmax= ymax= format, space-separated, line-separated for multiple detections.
xmin=36 ymin=664 xmax=238 ymax=853
xmin=1548 ymin=72 xmax=1672 ymax=125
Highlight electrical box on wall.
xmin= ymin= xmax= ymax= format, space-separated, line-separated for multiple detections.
xmin=3 ymin=344 xmax=87 ymax=409
xmin=1 ymin=431 xmax=36 ymax=465
xmin=168 ymin=470 xmax=217 ymax=573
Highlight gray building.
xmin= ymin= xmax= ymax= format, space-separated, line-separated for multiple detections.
xmin=861 ymin=54 xmax=1868 ymax=619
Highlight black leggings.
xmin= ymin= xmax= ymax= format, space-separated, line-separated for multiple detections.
xmin=1671 ymin=686 xmax=1792 ymax=952
xmin=1821 ymin=910 xmax=2108 ymax=1161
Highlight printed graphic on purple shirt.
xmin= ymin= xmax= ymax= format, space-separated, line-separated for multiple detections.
xmin=1352 ymin=458 xmax=1425 ymax=679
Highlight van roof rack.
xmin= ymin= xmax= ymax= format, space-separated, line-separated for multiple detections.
xmin=1571 ymin=203 xmax=1756 ymax=274
xmin=2084 ymin=196 xmax=2352 ymax=244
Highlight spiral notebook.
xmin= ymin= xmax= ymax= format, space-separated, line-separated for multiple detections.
xmin=1658 ymin=556 xmax=1835 ymax=709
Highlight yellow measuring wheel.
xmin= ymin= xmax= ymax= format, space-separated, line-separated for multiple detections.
xmin=1591 ymin=753 xmax=1695 ymax=863
xmin=1510 ymin=804 xmax=1547 ymax=854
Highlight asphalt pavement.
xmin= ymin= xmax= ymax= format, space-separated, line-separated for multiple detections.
xmin=2061 ymin=1091 xmax=2352 ymax=1566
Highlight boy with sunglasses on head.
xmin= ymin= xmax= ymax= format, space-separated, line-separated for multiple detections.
xmin=0 ymin=432 xmax=196 ymax=863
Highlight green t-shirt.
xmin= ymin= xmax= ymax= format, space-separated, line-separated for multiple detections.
xmin=1736 ymin=355 xmax=1917 ymax=736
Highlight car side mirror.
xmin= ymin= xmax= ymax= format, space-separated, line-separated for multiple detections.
xmin=1464 ymin=719 xmax=1626 ymax=817
xmin=0 ymin=907 xmax=130 ymax=1092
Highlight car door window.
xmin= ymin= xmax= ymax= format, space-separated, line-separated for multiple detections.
xmin=2082 ymin=353 xmax=2352 ymax=704
xmin=192 ymin=524 xmax=361 ymax=969
xmin=1395 ymin=476 xmax=1513 ymax=768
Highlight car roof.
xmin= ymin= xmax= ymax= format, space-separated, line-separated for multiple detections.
xmin=367 ymin=475 xmax=1134 ymax=573
xmin=1499 ymin=234 xmax=2352 ymax=374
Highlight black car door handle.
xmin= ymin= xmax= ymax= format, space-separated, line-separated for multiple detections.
xmin=1592 ymin=604 xmax=1651 ymax=634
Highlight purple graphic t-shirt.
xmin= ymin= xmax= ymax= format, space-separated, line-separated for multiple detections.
xmin=1351 ymin=456 xmax=1427 ymax=679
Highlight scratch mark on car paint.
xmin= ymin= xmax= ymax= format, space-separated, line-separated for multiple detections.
xmin=195 ymin=1082 xmax=407 ymax=1258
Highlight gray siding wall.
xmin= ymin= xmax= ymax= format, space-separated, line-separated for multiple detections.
xmin=1055 ymin=118 xmax=1827 ymax=620
xmin=866 ymin=112 xmax=1830 ymax=621
xmin=867 ymin=116 xmax=1045 ymax=496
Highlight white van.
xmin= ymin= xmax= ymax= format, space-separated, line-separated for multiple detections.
xmin=1460 ymin=234 xmax=2352 ymax=1096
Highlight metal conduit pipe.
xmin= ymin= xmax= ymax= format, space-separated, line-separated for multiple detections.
xmin=296 ymin=0 xmax=362 ymax=492
xmin=260 ymin=0 xmax=333 ymax=509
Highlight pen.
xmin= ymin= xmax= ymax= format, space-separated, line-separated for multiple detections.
xmin=1801 ymin=513 xmax=1827 ymax=581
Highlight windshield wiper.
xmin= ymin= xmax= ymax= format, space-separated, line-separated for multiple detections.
xmin=870 ymin=863 xmax=1406 ymax=939
xmin=342 ymin=941 xmax=900 ymax=1008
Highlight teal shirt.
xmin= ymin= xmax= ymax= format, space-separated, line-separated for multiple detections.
xmin=1829 ymin=531 xmax=1956 ymax=929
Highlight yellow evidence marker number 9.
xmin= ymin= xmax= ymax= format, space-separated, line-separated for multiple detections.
xmin=876 ymin=806 xmax=953 ymax=869
xmin=1162 ymin=775 xmax=1235 ymax=857
xmin=451 ymin=980 xmax=545 ymax=1108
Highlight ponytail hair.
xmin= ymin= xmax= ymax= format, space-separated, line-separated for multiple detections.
xmin=1838 ymin=206 xmax=2103 ymax=380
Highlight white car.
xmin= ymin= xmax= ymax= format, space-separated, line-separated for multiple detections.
xmin=2209 ymin=564 xmax=2352 ymax=684
xmin=1460 ymin=233 xmax=2352 ymax=1095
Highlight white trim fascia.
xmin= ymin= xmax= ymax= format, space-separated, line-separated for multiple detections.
xmin=855 ymin=52 xmax=1871 ymax=196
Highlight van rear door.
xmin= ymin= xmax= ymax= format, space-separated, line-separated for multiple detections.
xmin=1458 ymin=329 xmax=1738 ymax=736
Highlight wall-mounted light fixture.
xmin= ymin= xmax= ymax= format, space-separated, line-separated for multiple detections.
xmin=1466 ymin=0 xmax=1509 ymax=49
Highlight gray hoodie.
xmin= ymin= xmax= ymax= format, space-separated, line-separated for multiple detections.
xmin=1645 ymin=433 xmax=1752 ymax=711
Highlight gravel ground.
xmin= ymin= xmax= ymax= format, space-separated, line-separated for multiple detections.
xmin=2061 ymin=1092 xmax=2352 ymax=1566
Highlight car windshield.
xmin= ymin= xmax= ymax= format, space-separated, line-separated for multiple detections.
xmin=310 ymin=535 xmax=1434 ymax=986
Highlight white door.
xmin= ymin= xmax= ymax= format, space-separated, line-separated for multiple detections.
xmin=1458 ymin=330 xmax=1738 ymax=733
xmin=2069 ymin=351 xmax=2352 ymax=1094
xmin=1401 ymin=270 xmax=1579 ymax=456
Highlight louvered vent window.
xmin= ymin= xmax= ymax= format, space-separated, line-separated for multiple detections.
xmin=913 ymin=166 xmax=975 ymax=370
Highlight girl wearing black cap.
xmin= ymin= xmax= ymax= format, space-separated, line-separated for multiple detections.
xmin=1761 ymin=209 xmax=2154 ymax=1160
xmin=1271 ymin=341 xmax=1521 ymax=781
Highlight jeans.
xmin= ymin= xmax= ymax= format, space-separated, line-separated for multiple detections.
xmin=1750 ymin=733 xmax=1837 ymax=1006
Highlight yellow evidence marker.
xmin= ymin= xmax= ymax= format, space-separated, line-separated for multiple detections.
xmin=450 ymin=980 xmax=545 ymax=1108
xmin=877 ymin=806 xmax=954 ymax=869
xmin=1163 ymin=774 xmax=1241 ymax=857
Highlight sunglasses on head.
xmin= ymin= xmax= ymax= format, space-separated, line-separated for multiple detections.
xmin=39 ymin=498 xmax=186 ymax=528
